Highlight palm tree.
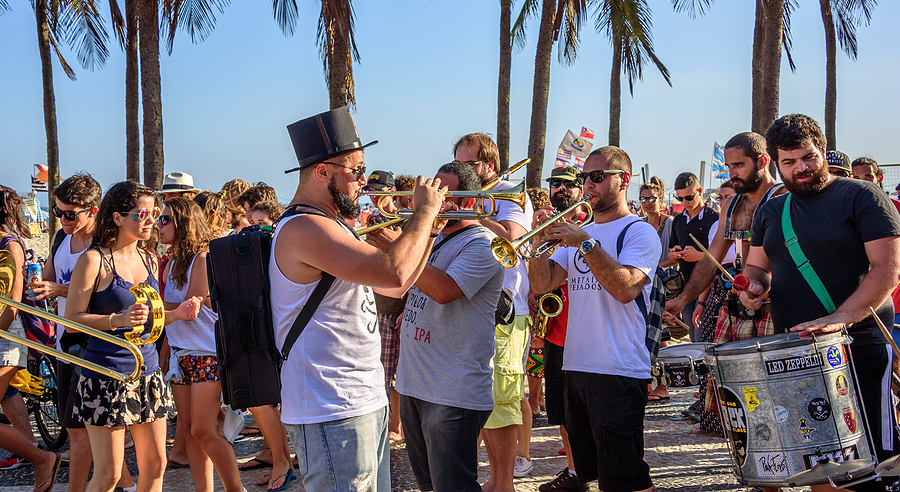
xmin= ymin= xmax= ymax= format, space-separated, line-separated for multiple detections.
xmin=272 ymin=0 xmax=360 ymax=109
xmin=819 ymin=0 xmax=876 ymax=149
xmin=497 ymin=0 xmax=512 ymax=173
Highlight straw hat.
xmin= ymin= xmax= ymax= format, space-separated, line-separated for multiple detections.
xmin=220 ymin=179 xmax=251 ymax=214
xmin=160 ymin=172 xmax=201 ymax=194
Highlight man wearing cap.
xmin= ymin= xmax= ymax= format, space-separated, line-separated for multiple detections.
xmin=272 ymin=107 xmax=446 ymax=491
xmin=825 ymin=150 xmax=852 ymax=178
xmin=740 ymin=114 xmax=900 ymax=488
xmin=453 ymin=133 xmax=535 ymax=490
xmin=160 ymin=171 xmax=201 ymax=200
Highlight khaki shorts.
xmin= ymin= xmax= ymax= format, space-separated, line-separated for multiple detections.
xmin=484 ymin=315 xmax=529 ymax=429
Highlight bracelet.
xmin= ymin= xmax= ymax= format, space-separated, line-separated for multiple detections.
xmin=698 ymin=301 xmax=706 ymax=306
xmin=107 ymin=313 xmax=115 ymax=330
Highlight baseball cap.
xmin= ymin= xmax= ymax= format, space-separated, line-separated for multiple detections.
xmin=545 ymin=166 xmax=580 ymax=183
xmin=365 ymin=171 xmax=395 ymax=190
xmin=825 ymin=150 xmax=852 ymax=173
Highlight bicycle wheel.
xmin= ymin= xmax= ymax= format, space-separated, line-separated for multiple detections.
xmin=31 ymin=356 xmax=67 ymax=450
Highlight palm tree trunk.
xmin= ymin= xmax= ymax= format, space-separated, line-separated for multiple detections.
xmin=820 ymin=0 xmax=837 ymax=150
xmin=35 ymin=0 xmax=60 ymax=238
xmin=497 ymin=0 xmax=512 ymax=173
xmin=324 ymin=6 xmax=354 ymax=110
xmin=126 ymin=0 xmax=140 ymax=181
xmin=759 ymin=0 xmax=784 ymax=134
xmin=751 ymin=0 xmax=766 ymax=134
xmin=609 ymin=35 xmax=623 ymax=148
xmin=139 ymin=0 xmax=164 ymax=189
xmin=525 ymin=0 xmax=556 ymax=189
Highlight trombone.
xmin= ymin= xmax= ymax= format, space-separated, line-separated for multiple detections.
xmin=483 ymin=157 xmax=530 ymax=191
xmin=364 ymin=182 xmax=528 ymax=221
xmin=0 ymin=251 xmax=145 ymax=382
xmin=491 ymin=197 xmax=594 ymax=268
xmin=534 ymin=292 xmax=562 ymax=338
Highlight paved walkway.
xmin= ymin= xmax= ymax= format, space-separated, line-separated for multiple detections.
xmin=0 ymin=386 xmax=821 ymax=491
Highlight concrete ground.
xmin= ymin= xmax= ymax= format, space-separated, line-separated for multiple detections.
xmin=0 ymin=386 xmax=828 ymax=492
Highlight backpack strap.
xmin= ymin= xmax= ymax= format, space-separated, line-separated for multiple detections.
xmin=51 ymin=231 xmax=67 ymax=258
xmin=782 ymin=195 xmax=836 ymax=313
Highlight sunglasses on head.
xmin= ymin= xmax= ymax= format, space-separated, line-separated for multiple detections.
xmin=549 ymin=179 xmax=580 ymax=189
xmin=52 ymin=205 xmax=91 ymax=221
xmin=676 ymin=193 xmax=696 ymax=202
xmin=576 ymin=169 xmax=625 ymax=184
xmin=157 ymin=214 xmax=174 ymax=227
xmin=639 ymin=196 xmax=659 ymax=203
xmin=126 ymin=207 xmax=162 ymax=222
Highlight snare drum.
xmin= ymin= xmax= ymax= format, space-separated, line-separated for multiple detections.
xmin=707 ymin=331 xmax=875 ymax=487
xmin=652 ymin=343 xmax=713 ymax=387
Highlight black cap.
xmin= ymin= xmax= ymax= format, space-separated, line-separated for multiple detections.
xmin=365 ymin=171 xmax=395 ymax=190
xmin=825 ymin=150 xmax=851 ymax=173
xmin=285 ymin=106 xmax=378 ymax=174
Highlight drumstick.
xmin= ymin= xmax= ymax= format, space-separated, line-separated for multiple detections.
xmin=688 ymin=233 xmax=756 ymax=299
xmin=671 ymin=316 xmax=691 ymax=333
xmin=869 ymin=306 xmax=900 ymax=356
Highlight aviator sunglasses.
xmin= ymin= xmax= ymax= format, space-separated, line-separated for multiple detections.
xmin=52 ymin=205 xmax=91 ymax=221
xmin=576 ymin=169 xmax=625 ymax=184
xmin=639 ymin=196 xmax=659 ymax=203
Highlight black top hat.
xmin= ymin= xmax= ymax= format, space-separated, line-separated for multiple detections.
xmin=285 ymin=106 xmax=378 ymax=174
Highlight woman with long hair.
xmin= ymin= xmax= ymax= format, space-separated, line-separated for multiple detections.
xmin=0 ymin=186 xmax=62 ymax=492
xmin=66 ymin=181 xmax=202 ymax=492
xmin=158 ymin=197 xmax=246 ymax=492
xmin=193 ymin=191 xmax=228 ymax=238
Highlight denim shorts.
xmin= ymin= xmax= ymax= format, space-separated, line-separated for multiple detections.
xmin=0 ymin=318 xmax=28 ymax=368
xmin=287 ymin=406 xmax=390 ymax=492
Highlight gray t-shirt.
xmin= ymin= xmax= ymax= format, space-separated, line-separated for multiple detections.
xmin=395 ymin=226 xmax=504 ymax=411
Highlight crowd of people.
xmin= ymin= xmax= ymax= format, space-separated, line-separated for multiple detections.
xmin=0 ymin=106 xmax=898 ymax=492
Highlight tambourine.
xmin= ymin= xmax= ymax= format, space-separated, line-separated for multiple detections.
xmin=125 ymin=283 xmax=164 ymax=346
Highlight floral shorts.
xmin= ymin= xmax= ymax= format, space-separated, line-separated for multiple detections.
xmin=74 ymin=369 xmax=173 ymax=427
xmin=173 ymin=355 xmax=219 ymax=385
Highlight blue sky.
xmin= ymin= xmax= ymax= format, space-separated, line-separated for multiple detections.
xmin=2 ymin=0 xmax=898 ymax=204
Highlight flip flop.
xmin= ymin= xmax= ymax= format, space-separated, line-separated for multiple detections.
xmin=34 ymin=452 xmax=62 ymax=492
xmin=239 ymin=458 xmax=273 ymax=470
xmin=240 ymin=425 xmax=262 ymax=436
xmin=167 ymin=458 xmax=190 ymax=469
xmin=268 ymin=468 xmax=295 ymax=492
xmin=389 ymin=436 xmax=405 ymax=447
xmin=648 ymin=395 xmax=670 ymax=403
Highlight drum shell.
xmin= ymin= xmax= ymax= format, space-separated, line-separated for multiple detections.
xmin=707 ymin=331 xmax=873 ymax=487
xmin=656 ymin=343 xmax=713 ymax=387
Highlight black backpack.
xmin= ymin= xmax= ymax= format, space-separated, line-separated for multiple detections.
xmin=207 ymin=204 xmax=338 ymax=410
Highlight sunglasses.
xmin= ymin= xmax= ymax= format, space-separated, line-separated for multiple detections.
xmin=157 ymin=215 xmax=174 ymax=227
xmin=639 ymin=196 xmax=659 ymax=203
xmin=549 ymin=179 xmax=580 ymax=189
xmin=576 ymin=169 xmax=625 ymax=184
xmin=52 ymin=205 xmax=91 ymax=221
xmin=325 ymin=162 xmax=367 ymax=181
xmin=677 ymin=193 xmax=696 ymax=202
xmin=125 ymin=207 xmax=162 ymax=222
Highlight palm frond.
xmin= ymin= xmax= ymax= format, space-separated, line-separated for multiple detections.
xmin=671 ymin=0 xmax=715 ymax=19
xmin=782 ymin=0 xmax=797 ymax=73
xmin=107 ymin=0 xmax=126 ymax=49
xmin=178 ymin=0 xmax=229 ymax=43
xmin=610 ymin=0 xmax=670 ymax=95
xmin=272 ymin=0 xmax=299 ymax=36
xmin=63 ymin=0 xmax=110 ymax=70
xmin=833 ymin=0 xmax=859 ymax=60
xmin=555 ymin=0 xmax=587 ymax=66
xmin=511 ymin=0 xmax=540 ymax=53
xmin=0 ymin=0 xmax=10 ymax=15
xmin=316 ymin=0 xmax=359 ymax=64
xmin=48 ymin=22 xmax=77 ymax=80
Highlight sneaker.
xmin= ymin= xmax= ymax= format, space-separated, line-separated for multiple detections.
xmin=539 ymin=467 xmax=588 ymax=491
xmin=513 ymin=456 xmax=533 ymax=477
xmin=0 ymin=455 xmax=29 ymax=470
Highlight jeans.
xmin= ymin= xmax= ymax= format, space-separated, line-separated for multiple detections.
xmin=286 ymin=405 xmax=390 ymax=492
xmin=682 ymin=298 xmax=698 ymax=342
xmin=399 ymin=395 xmax=492 ymax=492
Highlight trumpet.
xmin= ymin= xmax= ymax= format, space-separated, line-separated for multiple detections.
xmin=534 ymin=292 xmax=562 ymax=338
xmin=364 ymin=182 xmax=528 ymax=221
xmin=491 ymin=197 xmax=593 ymax=268
xmin=483 ymin=157 xmax=530 ymax=190
xmin=0 ymin=251 xmax=145 ymax=382
xmin=355 ymin=216 xmax=407 ymax=236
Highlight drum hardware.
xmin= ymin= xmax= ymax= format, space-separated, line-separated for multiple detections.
xmin=876 ymin=454 xmax=900 ymax=477
xmin=785 ymin=455 xmax=876 ymax=487
xmin=654 ymin=343 xmax=713 ymax=388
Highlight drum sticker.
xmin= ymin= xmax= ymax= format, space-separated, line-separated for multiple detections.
xmin=743 ymin=387 xmax=761 ymax=413
xmin=773 ymin=405 xmax=788 ymax=423
xmin=826 ymin=346 xmax=842 ymax=368
xmin=835 ymin=374 xmax=849 ymax=396
xmin=764 ymin=353 xmax=823 ymax=375
xmin=843 ymin=407 xmax=857 ymax=433
xmin=754 ymin=424 xmax=772 ymax=442
xmin=754 ymin=452 xmax=794 ymax=478
xmin=802 ymin=445 xmax=858 ymax=470
xmin=798 ymin=418 xmax=816 ymax=442
xmin=808 ymin=398 xmax=832 ymax=421
xmin=720 ymin=387 xmax=748 ymax=466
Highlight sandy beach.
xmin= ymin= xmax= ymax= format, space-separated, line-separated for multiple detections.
xmin=21 ymin=232 xmax=50 ymax=262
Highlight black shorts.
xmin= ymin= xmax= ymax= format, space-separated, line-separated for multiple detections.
xmin=543 ymin=340 xmax=566 ymax=426
xmin=564 ymin=371 xmax=653 ymax=492
xmin=56 ymin=360 xmax=83 ymax=429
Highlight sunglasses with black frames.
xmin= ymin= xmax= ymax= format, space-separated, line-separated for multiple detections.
xmin=52 ymin=205 xmax=91 ymax=221
xmin=576 ymin=169 xmax=625 ymax=184
xmin=548 ymin=179 xmax=580 ymax=189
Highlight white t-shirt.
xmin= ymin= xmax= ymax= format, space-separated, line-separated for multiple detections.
xmin=270 ymin=215 xmax=387 ymax=425
xmin=709 ymin=220 xmax=737 ymax=265
xmin=549 ymin=215 xmax=661 ymax=379
xmin=489 ymin=180 xmax=534 ymax=316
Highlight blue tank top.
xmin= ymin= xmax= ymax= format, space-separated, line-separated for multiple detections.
xmin=82 ymin=248 xmax=159 ymax=380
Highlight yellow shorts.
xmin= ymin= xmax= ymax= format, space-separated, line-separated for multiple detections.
xmin=484 ymin=315 xmax=529 ymax=429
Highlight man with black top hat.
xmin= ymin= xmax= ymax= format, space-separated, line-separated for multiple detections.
xmin=271 ymin=106 xmax=447 ymax=491
xmin=740 ymin=114 xmax=900 ymax=491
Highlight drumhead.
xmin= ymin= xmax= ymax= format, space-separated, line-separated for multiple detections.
xmin=708 ymin=331 xmax=845 ymax=356
xmin=659 ymin=342 xmax=715 ymax=360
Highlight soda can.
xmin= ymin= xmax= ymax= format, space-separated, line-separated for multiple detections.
xmin=26 ymin=263 xmax=42 ymax=298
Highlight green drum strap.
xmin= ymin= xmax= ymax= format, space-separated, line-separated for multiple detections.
xmin=782 ymin=195 xmax=836 ymax=313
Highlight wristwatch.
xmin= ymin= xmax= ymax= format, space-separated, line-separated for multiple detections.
xmin=579 ymin=238 xmax=598 ymax=256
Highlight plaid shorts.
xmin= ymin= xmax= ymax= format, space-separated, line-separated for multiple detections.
xmin=378 ymin=313 xmax=401 ymax=387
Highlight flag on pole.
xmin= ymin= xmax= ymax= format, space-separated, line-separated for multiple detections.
xmin=32 ymin=176 xmax=48 ymax=192
xmin=580 ymin=127 xmax=595 ymax=139
xmin=559 ymin=130 xmax=593 ymax=158
xmin=711 ymin=142 xmax=728 ymax=179
xmin=34 ymin=164 xmax=49 ymax=182
xmin=555 ymin=149 xmax=572 ymax=168
xmin=573 ymin=157 xmax=585 ymax=170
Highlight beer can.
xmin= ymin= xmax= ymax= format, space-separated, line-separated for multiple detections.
xmin=26 ymin=263 xmax=42 ymax=298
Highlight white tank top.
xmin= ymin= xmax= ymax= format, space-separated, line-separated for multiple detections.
xmin=164 ymin=255 xmax=217 ymax=353
xmin=270 ymin=214 xmax=387 ymax=425
xmin=53 ymin=234 xmax=88 ymax=354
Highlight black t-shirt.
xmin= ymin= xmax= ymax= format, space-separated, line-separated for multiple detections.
xmin=751 ymin=178 xmax=900 ymax=344
xmin=670 ymin=205 xmax=719 ymax=282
